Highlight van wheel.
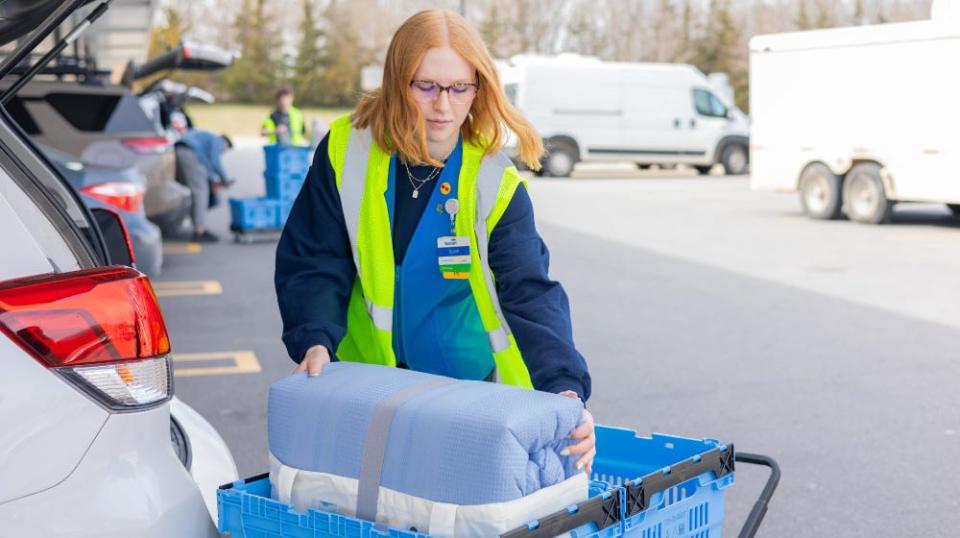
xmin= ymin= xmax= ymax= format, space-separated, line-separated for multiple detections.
xmin=542 ymin=144 xmax=576 ymax=177
xmin=799 ymin=162 xmax=842 ymax=220
xmin=843 ymin=163 xmax=892 ymax=224
xmin=720 ymin=144 xmax=749 ymax=175
xmin=694 ymin=165 xmax=713 ymax=175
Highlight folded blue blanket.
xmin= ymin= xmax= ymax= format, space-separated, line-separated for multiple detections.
xmin=268 ymin=362 xmax=584 ymax=505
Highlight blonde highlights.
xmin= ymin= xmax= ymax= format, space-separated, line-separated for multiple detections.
xmin=352 ymin=10 xmax=543 ymax=169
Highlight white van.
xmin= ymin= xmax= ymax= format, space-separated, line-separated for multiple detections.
xmin=501 ymin=54 xmax=751 ymax=177
xmin=749 ymin=3 xmax=960 ymax=224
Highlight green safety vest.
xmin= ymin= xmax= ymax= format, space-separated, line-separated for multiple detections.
xmin=263 ymin=106 xmax=307 ymax=146
xmin=327 ymin=114 xmax=534 ymax=389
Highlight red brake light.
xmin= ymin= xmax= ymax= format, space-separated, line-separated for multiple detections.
xmin=0 ymin=267 xmax=169 ymax=367
xmin=81 ymin=181 xmax=145 ymax=213
xmin=182 ymin=46 xmax=192 ymax=59
xmin=123 ymin=136 xmax=171 ymax=154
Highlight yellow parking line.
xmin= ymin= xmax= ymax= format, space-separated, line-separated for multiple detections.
xmin=162 ymin=242 xmax=202 ymax=254
xmin=172 ymin=351 xmax=262 ymax=377
xmin=153 ymin=280 xmax=223 ymax=297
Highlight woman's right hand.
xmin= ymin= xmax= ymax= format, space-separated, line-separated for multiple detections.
xmin=293 ymin=345 xmax=331 ymax=377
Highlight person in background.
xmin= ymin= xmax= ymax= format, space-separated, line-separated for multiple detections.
xmin=174 ymin=122 xmax=234 ymax=242
xmin=261 ymin=86 xmax=307 ymax=146
xmin=274 ymin=10 xmax=595 ymax=472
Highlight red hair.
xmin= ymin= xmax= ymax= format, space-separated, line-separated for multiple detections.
xmin=352 ymin=10 xmax=543 ymax=169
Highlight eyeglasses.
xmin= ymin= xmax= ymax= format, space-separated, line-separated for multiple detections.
xmin=409 ymin=80 xmax=479 ymax=104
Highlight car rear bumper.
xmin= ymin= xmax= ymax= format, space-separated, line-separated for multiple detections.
xmin=0 ymin=403 xmax=218 ymax=538
xmin=146 ymin=181 xmax=191 ymax=234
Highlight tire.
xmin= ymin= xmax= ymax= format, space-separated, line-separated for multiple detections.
xmin=720 ymin=144 xmax=749 ymax=175
xmin=947 ymin=204 xmax=960 ymax=217
xmin=843 ymin=162 xmax=892 ymax=224
xmin=694 ymin=165 xmax=713 ymax=175
xmin=542 ymin=142 xmax=576 ymax=177
xmin=799 ymin=162 xmax=843 ymax=220
xmin=636 ymin=163 xmax=652 ymax=170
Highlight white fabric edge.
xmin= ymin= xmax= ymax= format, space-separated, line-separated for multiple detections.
xmin=269 ymin=453 xmax=589 ymax=538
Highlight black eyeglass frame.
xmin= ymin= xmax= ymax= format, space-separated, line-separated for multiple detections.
xmin=409 ymin=79 xmax=480 ymax=101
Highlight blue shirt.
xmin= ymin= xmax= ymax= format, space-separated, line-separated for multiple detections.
xmin=178 ymin=129 xmax=228 ymax=183
xmin=274 ymin=134 xmax=591 ymax=400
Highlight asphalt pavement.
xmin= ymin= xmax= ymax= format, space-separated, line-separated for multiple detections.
xmin=159 ymin=143 xmax=960 ymax=537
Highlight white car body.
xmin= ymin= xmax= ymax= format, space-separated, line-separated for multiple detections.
xmin=749 ymin=4 xmax=960 ymax=206
xmin=0 ymin=115 xmax=236 ymax=536
xmin=500 ymin=54 xmax=750 ymax=175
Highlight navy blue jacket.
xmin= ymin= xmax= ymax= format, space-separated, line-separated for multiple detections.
xmin=274 ymin=135 xmax=591 ymax=400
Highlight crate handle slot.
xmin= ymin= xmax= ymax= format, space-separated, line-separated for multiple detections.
xmin=499 ymin=490 xmax=621 ymax=538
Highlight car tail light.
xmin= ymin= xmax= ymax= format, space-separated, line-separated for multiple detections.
xmin=123 ymin=136 xmax=171 ymax=155
xmin=0 ymin=266 xmax=172 ymax=411
xmin=81 ymin=181 xmax=145 ymax=213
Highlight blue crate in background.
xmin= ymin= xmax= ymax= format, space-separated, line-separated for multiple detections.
xmin=230 ymin=197 xmax=282 ymax=230
xmin=265 ymin=173 xmax=305 ymax=201
xmin=591 ymin=428 xmax=734 ymax=538
xmin=264 ymin=145 xmax=313 ymax=178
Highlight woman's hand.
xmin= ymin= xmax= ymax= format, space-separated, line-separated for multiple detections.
xmin=558 ymin=390 xmax=596 ymax=475
xmin=293 ymin=345 xmax=331 ymax=377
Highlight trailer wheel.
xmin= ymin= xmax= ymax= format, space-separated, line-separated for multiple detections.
xmin=542 ymin=141 xmax=577 ymax=177
xmin=720 ymin=144 xmax=749 ymax=175
xmin=843 ymin=163 xmax=892 ymax=224
xmin=799 ymin=162 xmax=842 ymax=220
xmin=637 ymin=163 xmax=652 ymax=170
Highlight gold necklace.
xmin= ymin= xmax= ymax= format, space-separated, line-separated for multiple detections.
xmin=404 ymin=162 xmax=442 ymax=199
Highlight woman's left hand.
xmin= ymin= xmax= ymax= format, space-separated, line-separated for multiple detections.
xmin=559 ymin=390 xmax=596 ymax=475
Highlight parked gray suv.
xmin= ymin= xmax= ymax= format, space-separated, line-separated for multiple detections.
xmin=2 ymin=79 xmax=190 ymax=234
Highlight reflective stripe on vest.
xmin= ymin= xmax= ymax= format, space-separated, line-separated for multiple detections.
xmin=474 ymin=152 xmax=515 ymax=353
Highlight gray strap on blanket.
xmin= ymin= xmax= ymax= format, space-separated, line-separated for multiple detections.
xmin=356 ymin=377 xmax=456 ymax=522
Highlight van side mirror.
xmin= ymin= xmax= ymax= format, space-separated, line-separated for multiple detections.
xmin=90 ymin=207 xmax=135 ymax=268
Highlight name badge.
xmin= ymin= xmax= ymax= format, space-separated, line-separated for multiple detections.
xmin=437 ymin=236 xmax=471 ymax=279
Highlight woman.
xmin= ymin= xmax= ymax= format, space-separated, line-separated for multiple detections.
xmin=274 ymin=10 xmax=595 ymax=472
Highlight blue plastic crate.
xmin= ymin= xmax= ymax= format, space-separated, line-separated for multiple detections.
xmin=219 ymin=476 xmax=618 ymax=538
xmin=230 ymin=197 xmax=282 ymax=230
xmin=265 ymin=173 xmax=305 ymax=201
xmin=264 ymin=145 xmax=313 ymax=177
xmin=591 ymin=428 xmax=735 ymax=538
xmin=217 ymin=426 xmax=734 ymax=538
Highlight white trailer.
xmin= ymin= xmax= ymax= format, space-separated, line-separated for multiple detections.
xmin=749 ymin=5 xmax=960 ymax=223
xmin=502 ymin=54 xmax=750 ymax=177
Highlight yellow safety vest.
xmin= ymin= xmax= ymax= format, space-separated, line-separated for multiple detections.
xmin=327 ymin=115 xmax=534 ymax=389
xmin=263 ymin=106 xmax=307 ymax=146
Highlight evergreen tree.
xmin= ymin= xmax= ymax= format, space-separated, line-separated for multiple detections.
xmin=315 ymin=0 xmax=365 ymax=106
xmin=220 ymin=0 xmax=280 ymax=103
xmin=293 ymin=0 xmax=327 ymax=105
xmin=690 ymin=0 xmax=747 ymax=110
